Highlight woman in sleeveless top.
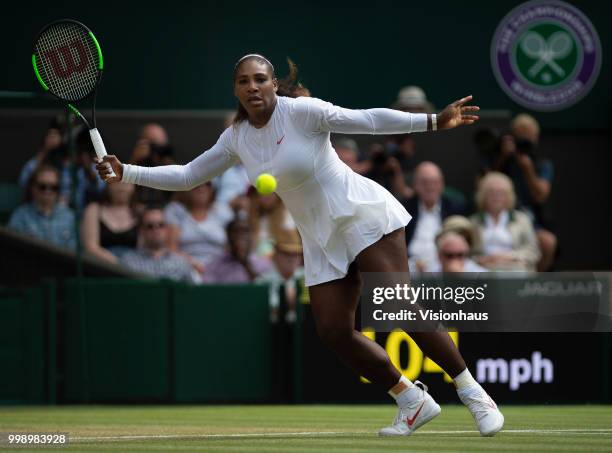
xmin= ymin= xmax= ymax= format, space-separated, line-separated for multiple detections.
xmin=81 ymin=182 xmax=138 ymax=263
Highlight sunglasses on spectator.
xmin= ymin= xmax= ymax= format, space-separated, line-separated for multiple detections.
xmin=441 ymin=251 xmax=468 ymax=259
xmin=36 ymin=183 xmax=59 ymax=192
xmin=143 ymin=222 xmax=166 ymax=230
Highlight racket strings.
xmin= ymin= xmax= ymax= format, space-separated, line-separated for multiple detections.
xmin=35 ymin=22 xmax=100 ymax=102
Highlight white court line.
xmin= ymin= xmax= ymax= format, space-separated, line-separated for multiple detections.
xmin=71 ymin=432 xmax=357 ymax=442
xmin=70 ymin=428 xmax=612 ymax=442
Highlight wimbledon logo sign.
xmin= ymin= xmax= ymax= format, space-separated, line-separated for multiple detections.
xmin=491 ymin=0 xmax=601 ymax=111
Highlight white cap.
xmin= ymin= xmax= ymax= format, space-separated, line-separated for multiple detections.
xmin=398 ymin=86 xmax=426 ymax=106
xmin=392 ymin=85 xmax=434 ymax=112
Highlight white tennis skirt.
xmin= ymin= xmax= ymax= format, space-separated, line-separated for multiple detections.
xmin=279 ymin=168 xmax=411 ymax=287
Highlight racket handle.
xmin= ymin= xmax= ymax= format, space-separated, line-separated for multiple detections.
xmin=89 ymin=128 xmax=117 ymax=179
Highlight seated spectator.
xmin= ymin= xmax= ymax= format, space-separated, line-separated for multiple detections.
xmin=20 ymin=126 xmax=105 ymax=210
xmin=9 ymin=164 xmax=76 ymax=250
xmin=18 ymin=119 xmax=62 ymax=188
xmin=412 ymin=216 xmax=487 ymax=273
xmin=433 ymin=230 xmax=488 ymax=273
xmin=81 ymin=182 xmax=138 ymax=263
xmin=481 ymin=113 xmax=557 ymax=271
xmin=441 ymin=215 xmax=481 ymax=252
xmin=402 ymin=162 xmax=464 ymax=271
xmin=248 ymin=191 xmax=298 ymax=259
xmin=203 ymin=218 xmax=271 ymax=283
xmin=391 ymin=86 xmax=435 ymax=113
xmin=165 ymin=182 xmax=232 ymax=274
xmin=121 ymin=207 xmax=199 ymax=283
xmin=256 ymin=230 xmax=305 ymax=322
xmin=470 ymin=172 xmax=540 ymax=272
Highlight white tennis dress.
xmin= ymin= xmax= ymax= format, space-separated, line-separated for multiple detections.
xmin=122 ymin=96 xmax=429 ymax=286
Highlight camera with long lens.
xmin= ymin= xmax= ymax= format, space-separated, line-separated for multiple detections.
xmin=473 ymin=127 xmax=536 ymax=162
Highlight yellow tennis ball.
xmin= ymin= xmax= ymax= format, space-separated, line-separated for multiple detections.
xmin=255 ymin=173 xmax=277 ymax=194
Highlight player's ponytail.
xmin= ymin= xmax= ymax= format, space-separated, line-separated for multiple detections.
xmin=233 ymin=56 xmax=309 ymax=125
xmin=276 ymin=58 xmax=310 ymax=98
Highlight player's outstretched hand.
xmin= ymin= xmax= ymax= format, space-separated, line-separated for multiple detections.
xmin=95 ymin=155 xmax=123 ymax=184
xmin=437 ymin=95 xmax=480 ymax=130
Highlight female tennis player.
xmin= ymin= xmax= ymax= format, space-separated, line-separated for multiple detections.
xmin=96 ymin=54 xmax=503 ymax=437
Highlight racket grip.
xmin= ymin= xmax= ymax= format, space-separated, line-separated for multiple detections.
xmin=89 ymin=128 xmax=117 ymax=179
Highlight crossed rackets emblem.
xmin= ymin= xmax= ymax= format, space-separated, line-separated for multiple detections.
xmin=520 ymin=30 xmax=573 ymax=78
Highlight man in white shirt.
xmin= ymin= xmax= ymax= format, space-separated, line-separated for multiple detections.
xmin=403 ymin=162 xmax=464 ymax=270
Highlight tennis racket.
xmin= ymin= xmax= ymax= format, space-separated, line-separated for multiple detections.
xmin=32 ymin=19 xmax=115 ymax=177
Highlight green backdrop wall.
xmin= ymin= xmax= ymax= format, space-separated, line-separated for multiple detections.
xmin=1 ymin=279 xmax=610 ymax=405
xmin=1 ymin=0 xmax=609 ymax=130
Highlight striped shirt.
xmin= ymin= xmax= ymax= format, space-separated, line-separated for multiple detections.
xmin=121 ymin=249 xmax=198 ymax=283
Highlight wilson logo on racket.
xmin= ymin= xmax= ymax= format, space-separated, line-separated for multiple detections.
xmin=43 ymin=40 xmax=89 ymax=79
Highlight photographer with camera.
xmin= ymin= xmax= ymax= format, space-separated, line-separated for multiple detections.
xmin=19 ymin=121 xmax=106 ymax=211
xmin=361 ymin=86 xmax=437 ymax=199
xmin=363 ymin=142 xmax=415 ymax=199
xmin=130 ymin=123 xmax=174 ymax=166
xmin=476 ymin=114 xmax=556 ymax=271
xmin=129 ymin=123 xmax=176 ymax=208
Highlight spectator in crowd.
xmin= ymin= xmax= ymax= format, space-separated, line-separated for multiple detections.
xmin=332 ymin=137 xmax=362 ymax=173
xmin=362 ymin=85 xmax=441 ymax=200
xmin=129 ymin=122 xmax=175 ymax=207
xmin=121 ymin=206 xmax=199 ymax=283
xmin=484 ymin=114 xmax=556 ymax=271
xmin=411 ymin=216 xmax=487 ymax=273
xmin=248 ymin=191 xmax=298 ymax=259
xmin=9 ymin=164 xmax=76 ymax=250
xmin=20 ymin=125 xmax=105 ymax=210
xmin=441 ymin=215 xmax=481 ymax=252
xmin=165 ymin=181 xmax=232 ymax=275
xmin=363 ymin=143 xmax=413 ymax=199
xmin=81 ymin=182 xmax=138 ymax=264
xmin=391 ymin=86 xmax=435 ymax=113
xmin=387 ymin=133 xmax=418 ymax=189
xmin=470 ymin=172 xmax=540 ymax=272
xmin=130 ymin=122 xmax=172 ymax=165
xmin=203 ymin=218 xmax=271 ymax=283
xmin=18 ymin=119 xmax=62 ymax=187
xmin=402 ymin=161 xmax=464 ymax=271
xmin=256 ymin=230 xmax=304 ymax=322
xmin=434 ymin=230 xmax=487 ymax=273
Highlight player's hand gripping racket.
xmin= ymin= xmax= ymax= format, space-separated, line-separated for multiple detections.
xmin=32 ymin=19 xmax=116 ymax=179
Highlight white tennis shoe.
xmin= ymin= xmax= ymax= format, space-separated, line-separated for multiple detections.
xmin=458 ymin=384 xmax=504 ymax=436
xmin=379 ymin=381 xmax=441 ymax=436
